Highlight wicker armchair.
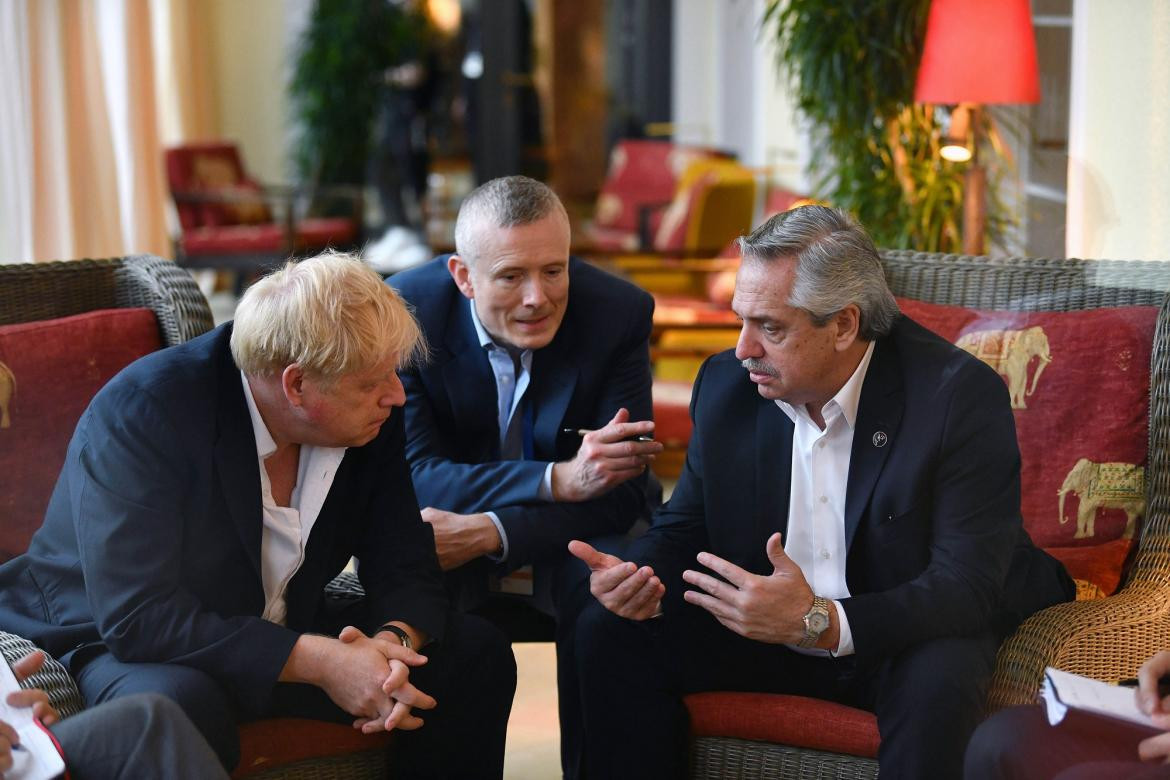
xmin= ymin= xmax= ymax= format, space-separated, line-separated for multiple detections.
xmin=0 ymin=254 xmax=214 ymax=342
xmin=689 ymin=250 xmax=1170 ymax=779
xmin=0 ymin=255 xmax=390 ymax=780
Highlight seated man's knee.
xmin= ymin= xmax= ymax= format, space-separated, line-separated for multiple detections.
xmin=448 ymin=613 xmax=518 ymax=700
xmin=964 ymin=706 xmax=1048 ymax=778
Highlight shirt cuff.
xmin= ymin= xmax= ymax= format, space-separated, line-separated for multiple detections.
xmin=484 ymin=511 xmax=509 ymax=563
xmin=829 ymin=599 xmax=855 ymax=657
xmin=538 ymin=462 xmax=555 ymax=501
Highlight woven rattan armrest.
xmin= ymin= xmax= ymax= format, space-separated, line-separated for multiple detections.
xmin=989 ymin=577 xmax=1170 ymax=710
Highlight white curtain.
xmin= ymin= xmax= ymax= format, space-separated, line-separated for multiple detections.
xmin=0 ymin=0 xmax=219 ymax=264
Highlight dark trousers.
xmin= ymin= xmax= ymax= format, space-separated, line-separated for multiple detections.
xmin=444 ymin=531 xmax=642 ymax=780
xmin=965 ymin=704 xmax=1170 ymax=780
xmin=573 ymin=592 xmax=999 ymax=780
xmin=74 ymin=611 xmax=516 ymax=778
xmin=53 ymin=692 xmax=229 ymax=780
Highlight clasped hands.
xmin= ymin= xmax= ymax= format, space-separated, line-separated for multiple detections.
xmin=1 ymin=651 xmax=61 ymax=775
xmin=310 ymin=626 xmax=435 ymax=735
xmin=569 ymin=532 xmax=835 ymax=648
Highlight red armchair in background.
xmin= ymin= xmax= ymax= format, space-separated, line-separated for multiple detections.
xmin=164 ymin=142 xmax=362 ymax=274
xmin=588 ymin=139 xmax=756 ymax=256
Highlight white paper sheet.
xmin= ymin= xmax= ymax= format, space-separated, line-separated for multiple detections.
xmin=1043 ymin=666 xmax=1158 ymax=730
xmin=0 ymin=658 xmax=66 ymax=780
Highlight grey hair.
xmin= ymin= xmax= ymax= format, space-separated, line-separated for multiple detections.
xmin=453 ymin=175 xmax=568 ymax=264
xmin=736 ymin=205 xmax=900 ymax=340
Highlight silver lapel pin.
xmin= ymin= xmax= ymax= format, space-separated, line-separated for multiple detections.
xmin=872 ymin=431 xmax=888 ymax=448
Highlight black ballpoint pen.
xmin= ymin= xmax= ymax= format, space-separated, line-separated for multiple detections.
xmin=562 ymin=427 xmax=654 ymax=443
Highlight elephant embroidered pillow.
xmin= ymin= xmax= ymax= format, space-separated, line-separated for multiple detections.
xmin=897 ymin=298 xmax=1158 ymax=595
xmin=0 ymin=309 xmax=161 ymax=561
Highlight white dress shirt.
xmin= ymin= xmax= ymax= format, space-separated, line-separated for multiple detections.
xmin=241 ymin=372 xmax=346 ymax=625
xmin=775 ymin=340 xmax=875 ymax=657
xmin=468 ymin=300 xmax=556 ymax=562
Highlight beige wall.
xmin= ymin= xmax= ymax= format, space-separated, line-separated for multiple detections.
xmin=206 ymin=0 xmax=301 ymax=184
xmin=1067 ymin=0 xmax=1170 ymax=261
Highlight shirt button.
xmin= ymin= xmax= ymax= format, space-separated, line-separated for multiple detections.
xmin=821 ymin=549 xmax=831 ymax=559
xmin=818 ymin=441 xmax=826 ymax=449
xmin=819 ymin=496 xmax=828 ymax=504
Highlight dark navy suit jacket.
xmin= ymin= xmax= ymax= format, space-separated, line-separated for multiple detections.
xmin=629 ymin=315 xmax=1073 ymax=663
xmin=390 ymin=256 xmax=656 ymax=570
xmin=0 ymin=325 xmax=447 ymax=713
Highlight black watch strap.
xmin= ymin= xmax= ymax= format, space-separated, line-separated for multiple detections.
xmin=378 ymin=623 xmax=412 ymax=650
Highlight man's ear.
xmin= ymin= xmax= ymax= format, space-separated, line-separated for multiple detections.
xmin=281 ymin=364 xmax=306 ymax=407
xmin=448 ymin=255 xmax=475 ymax=300
xmin=833 ymin=304 xmax=862 ymax=351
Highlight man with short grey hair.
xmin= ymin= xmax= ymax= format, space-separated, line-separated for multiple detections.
xmin=391 ymin=175 xmax=661 ymax=776
xmin=570 ymin=205 xmax=1074 ymax=779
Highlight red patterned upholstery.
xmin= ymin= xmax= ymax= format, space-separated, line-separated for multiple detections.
xmin=899 ymin=298 xmax=1158 ymax=596
xmin=686 ymin=692 xmax=880 ymax=759
xmin=0 ymin=309 xmax=161 ymax=561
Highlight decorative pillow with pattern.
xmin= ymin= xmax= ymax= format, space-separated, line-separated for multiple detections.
xmin=897 ymin=298 xmax=1158 ymax=596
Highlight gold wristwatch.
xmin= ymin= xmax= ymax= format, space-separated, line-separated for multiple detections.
xmin=798 ymin=596 xmax=832 ymax=648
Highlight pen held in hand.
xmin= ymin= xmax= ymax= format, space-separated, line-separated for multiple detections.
xmin=562 ymin=427 xmax=655 ymax=443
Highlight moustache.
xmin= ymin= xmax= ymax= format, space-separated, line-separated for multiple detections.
xmin=741 ymin=359 xmax=778 ymax=377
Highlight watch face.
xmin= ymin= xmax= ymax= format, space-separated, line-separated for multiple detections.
xmin=808 ymin=612 xmax=830 ymax=633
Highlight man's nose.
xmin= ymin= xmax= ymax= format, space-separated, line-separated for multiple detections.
xmin=522 ymin=278 xmax=548 ymax=308
xmin=734 ymin=325 xmax=760 ymax=361
xmin=382 ymin=373 xmax=406 ymax=407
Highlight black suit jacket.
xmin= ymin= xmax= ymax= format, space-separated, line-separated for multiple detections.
xmin=0 ymin=325 xmax=447 ymax=712
xmin=629 ymin=315 xmax=1073 ymax=663
xmin=390 ymin=256 xmax=656 ymax=569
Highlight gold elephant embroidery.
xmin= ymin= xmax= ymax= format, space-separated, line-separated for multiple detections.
xmin=1058 ymin=458 xmax=1145 ymax=540
xmin=955 ymin=326 xmax=1052 ymax=409
xmin=0 ymin=360 xmax=14 ymax=429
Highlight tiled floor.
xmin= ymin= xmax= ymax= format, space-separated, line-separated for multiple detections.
xmin=505 ymin=642 xmax=561 ymax=779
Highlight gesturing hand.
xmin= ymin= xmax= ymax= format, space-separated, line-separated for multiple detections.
xmin=552 ymin=408 xmax=663 ymax=502
xmin=421 ymin=507 xmax=501 ymax=570
xmin=683 ymin=532 xmax=834 ymax=647
xmin=568 ymin=540 xmax=664 ymax=620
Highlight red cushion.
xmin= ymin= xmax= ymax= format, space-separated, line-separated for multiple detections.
xmin=685 ymin=692 xmax=880 ymax=759
xmin=0 ymin=309 xmax=161 ymax=560
xmin=898 ymin=298 xmax=1158 ymax=594
xmin=181 ymin=224 xmax=287 ymax=254
xmin=233 ymin=719 xmax=391 ymax=778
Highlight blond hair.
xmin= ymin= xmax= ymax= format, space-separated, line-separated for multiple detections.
xmin=231 ymin=250 xmax=425 ymax=382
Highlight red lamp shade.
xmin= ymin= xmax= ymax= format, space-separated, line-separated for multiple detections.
xmin=915 ymin=0 xmax=1040 ymax=104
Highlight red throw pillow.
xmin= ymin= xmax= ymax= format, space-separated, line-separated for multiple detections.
xmin=0 ymin=309 xmax=162 ymax=561
xmin=897 ymin=298 xmax=1158 ymax=596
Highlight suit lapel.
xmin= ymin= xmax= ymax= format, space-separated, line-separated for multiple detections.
xmin=214 ymin=340 xmax=264 ymax=582
xmin=530 ymin=343 xmax=578 ymax=458
xmin=441 ymin=300 xmax=498 ymax=441
xmin=844 ymin=338 xmax=904 ymax=549
xmin=755 ymin=397 xmax=793 ymax=542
